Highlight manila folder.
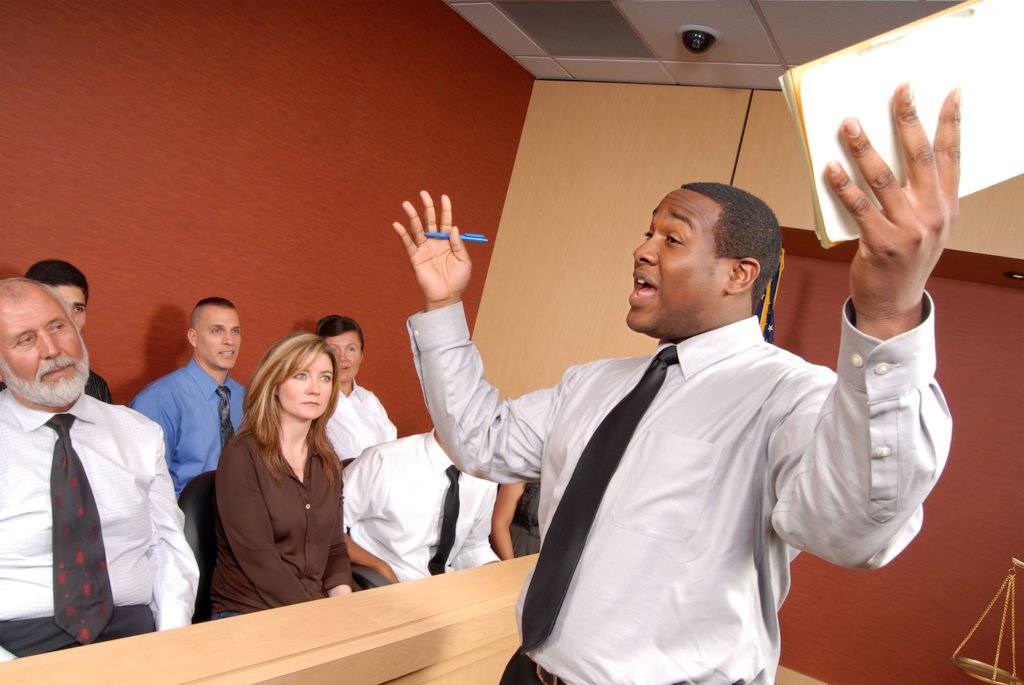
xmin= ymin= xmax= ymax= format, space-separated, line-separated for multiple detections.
xmin=780 ymin=0 xmax=1024 ymax=248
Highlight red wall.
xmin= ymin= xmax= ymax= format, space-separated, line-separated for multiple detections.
xmin=0 ymin=0 xmax=533 ymax=435
xmin=775 ymin=255 xmax=1024 ymax=684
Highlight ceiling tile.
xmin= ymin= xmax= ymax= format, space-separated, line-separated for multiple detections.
xmin=448 ymin=0 xmax=971 ymax=89
xmin=514 ymin=56 xmax=574 ymax=79
xmin=618 ymin=0 xmax=778 ymax=64
xmin=497 ymin=1 xmax=653 ymax=58
xmin=760 ymin=1 xmax=925 ymax=65
xmin=557 ymin=58 xmax=675 ymax=84
xmin=661 ymin=61 xmax=786 ymax=90
xmin=449 ymin=2 xmax=546 ymax=57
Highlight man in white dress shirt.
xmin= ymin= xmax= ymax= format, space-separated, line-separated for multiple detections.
xmin=0 ymin=278 xmax=198 ymax=661
xmin=344 ymin=432 xmax=498 ymax=582
xmin=391 ymin=86 xmax=960 ymax=684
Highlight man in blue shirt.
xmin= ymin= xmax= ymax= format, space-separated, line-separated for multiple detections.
xmin=131 ymin=297 xmax=244 ymax=497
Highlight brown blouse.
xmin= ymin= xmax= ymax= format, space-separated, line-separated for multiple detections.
xmin=210 ymin=432 xmax=355 ymax=614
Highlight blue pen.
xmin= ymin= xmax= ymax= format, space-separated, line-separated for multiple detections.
xmin=423 ymin=232 xmax=489 ymax=243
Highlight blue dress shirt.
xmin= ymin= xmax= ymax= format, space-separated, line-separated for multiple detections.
xmin=130 ymin=359 xmax=244 ymax=497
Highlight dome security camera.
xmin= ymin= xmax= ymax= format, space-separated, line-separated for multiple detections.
xmin=679 ymin=25 xmax=719 ymax=55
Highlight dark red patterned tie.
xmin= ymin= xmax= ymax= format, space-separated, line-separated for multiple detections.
xmin=46 ymin=413 xmax=113 ymax=644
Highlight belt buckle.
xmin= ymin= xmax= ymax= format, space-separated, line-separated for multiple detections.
xmin=535 ymin=663 xmax=560 ymax=685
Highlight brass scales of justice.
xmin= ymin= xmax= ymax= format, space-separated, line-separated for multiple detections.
xmin=952 ymin=557 xmax=1024 ymax=684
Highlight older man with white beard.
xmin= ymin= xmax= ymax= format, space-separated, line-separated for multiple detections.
xmin=0 ymin=278 xmax=198 ymax=661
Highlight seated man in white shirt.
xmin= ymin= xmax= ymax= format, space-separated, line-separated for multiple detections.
xmin=316 ymin=315 xmax=397 ymax=462
xmin=344 ymin=431 xmax=498 ymax=582
xmin=0 ymin=278 xmax=198 ymax=661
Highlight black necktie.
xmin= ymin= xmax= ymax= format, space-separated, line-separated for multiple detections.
xmin=46 ymin=413 xmax=114 ymax=644
xmin=428 ymin=465 xmax=462 ymax=575
xmin=215 ymin=385 xmax=233 ymax=449
xmin=519 ymin=345 xmax=679 ymax=652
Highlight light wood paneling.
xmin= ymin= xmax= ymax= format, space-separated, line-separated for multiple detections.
xmin=472 ymin=81 xmax=751 ymax=398
xmin=953 ymin=174 xmax=1024 ymax=259
xmin=0 ymin=556 xmax=534 ymax=685
xmin=733 ymin=89 xmax=816 ymax=231
xmin=736 ymin=90 xmax=1024 ymax=260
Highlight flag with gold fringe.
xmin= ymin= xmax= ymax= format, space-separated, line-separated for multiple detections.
xmin=757 ymin=250 xmax=784 ymax=344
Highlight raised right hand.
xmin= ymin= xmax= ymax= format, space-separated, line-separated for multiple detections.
xmin=392 ymin=191 xmax=472 ymax=311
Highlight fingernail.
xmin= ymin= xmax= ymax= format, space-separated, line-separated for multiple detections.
xmin=843 ymin=118 xmax=861 ymax=138
xmin=826 ymin=161 xmax=842 ymax=177
xmin=901 ymin=84 xmax=914 ymax=104
xmin=952 ymin=87 xmax=961 ymax=106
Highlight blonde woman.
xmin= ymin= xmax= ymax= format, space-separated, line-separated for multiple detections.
xmin=210 ymin=333 xmax=356 ymax=617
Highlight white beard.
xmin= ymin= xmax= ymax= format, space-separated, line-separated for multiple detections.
xmin=0 ymin=351 xmax=90 ymax=408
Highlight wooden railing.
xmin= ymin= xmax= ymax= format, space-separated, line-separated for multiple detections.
xmin=0 ymin=556 xmax=535 ymax=685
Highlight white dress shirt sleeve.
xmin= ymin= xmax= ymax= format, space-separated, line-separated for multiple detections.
xmin=145 ymin=428 xmax=201 ymax=629
xmin=343 ymin=450 xmax=386 ymax=530
xmin=364 ymin=390 xmax=398 ymax=443
xmin=408 ymin=302 xmax=556 ymax=483
xmin=769 ymin=295 xmax=951 ymax=568
xmin=451 ymin=481 xmax=500 ymax=571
